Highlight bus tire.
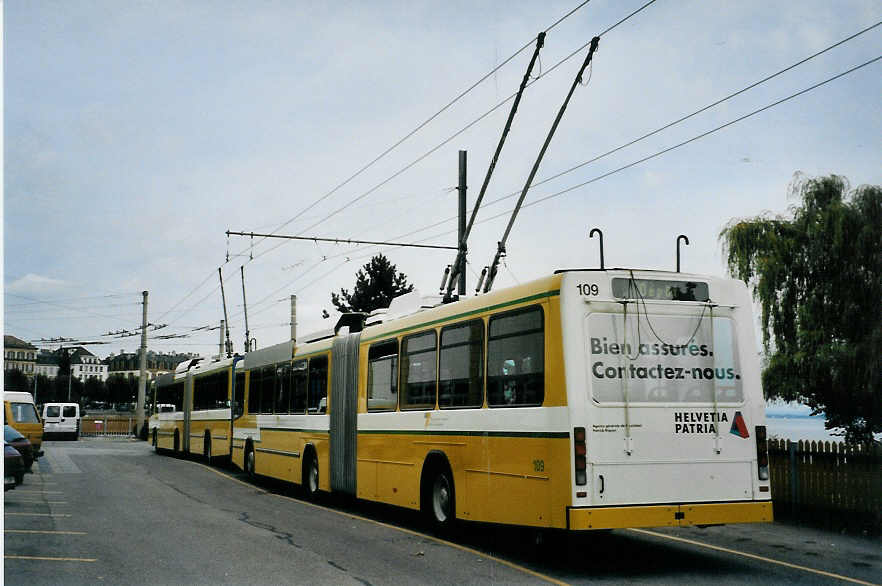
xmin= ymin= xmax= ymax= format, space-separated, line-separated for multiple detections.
xmin=422 ymin=461 xmax=455 ymax=532
xmin=303 ymin=449 xmax=319 ymax=500
xmin=204 ymin=434 xmax=212 ymax=465
xmin=244 ymin=442 xmax=255 ymax=478
xmin=173 ymin=430 xmax=180 ymax=454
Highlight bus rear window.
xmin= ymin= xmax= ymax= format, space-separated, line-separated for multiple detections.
xmin=589 ymin=314 xmax=743 ymax=404
xmin=612 ymin=278 xmax=709 ymax=302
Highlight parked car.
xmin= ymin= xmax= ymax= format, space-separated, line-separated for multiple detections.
xmin=5 ymin=442 xmax=24 ymax=489
xmin=4 ymin=425 xmax=35 ymax=470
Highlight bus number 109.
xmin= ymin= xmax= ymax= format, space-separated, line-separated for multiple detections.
xmin=577 ymin=283 xmax=600 ymax=296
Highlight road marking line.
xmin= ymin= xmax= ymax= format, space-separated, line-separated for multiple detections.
xmin=5 ymin=530 xmax=87 ymax=535
xmin=5 ymin=500 xmax=68 ymax=504
xmin=4 ymin=555 xmax=96 ymax=562
xmin=628 ymin=528 xmax=878 ymax=586
xmin=4 ymin=513 xmax=72 ymax=517
xmin=193 ymin=461 xmax=567 ymax=586
xmin=8 ymin=491 xmax=64 ymax=494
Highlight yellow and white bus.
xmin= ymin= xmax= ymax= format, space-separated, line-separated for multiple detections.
xmin=151 ymin=356 xmax=238 ymax=462
xmin=229 ymin=268 xmax=772 ymax=532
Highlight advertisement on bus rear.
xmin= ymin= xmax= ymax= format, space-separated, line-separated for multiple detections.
xmin=588 ymin=313 xmax=742 ymax=404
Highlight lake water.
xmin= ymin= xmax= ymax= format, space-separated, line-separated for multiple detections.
xmin=765 ymin=412 xmax=846 ymax=442
xmin=763 ymin=401 xmax=881 ymax=443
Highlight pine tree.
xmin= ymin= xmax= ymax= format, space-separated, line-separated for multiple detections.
xmin=331 ymin=254 xmax=414 ymax=313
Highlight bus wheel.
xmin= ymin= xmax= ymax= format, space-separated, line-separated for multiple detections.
xmin=244 ymin=444 xmax=255 ymax=478
xmin=204 ymin=434 xmax=212 ymax=465
xmin=424 ymin=465 xmax=455 ymax=531
xmin=173 ymin=430 xmax=180 ymax=454
xmin=303 ymin=451 xmax=319 ymax=500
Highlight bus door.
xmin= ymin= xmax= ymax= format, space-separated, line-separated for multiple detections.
xmin=183 ymin=373 xmax=193 ymax=453
xmin=230 ymin=358 xmax=244 ymax=454
xmin=585 ymin=302 xmax=756 ymax=506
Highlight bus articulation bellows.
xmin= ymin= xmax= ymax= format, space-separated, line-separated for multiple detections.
xmin=151 ymin=268 xmax=772 ymax=531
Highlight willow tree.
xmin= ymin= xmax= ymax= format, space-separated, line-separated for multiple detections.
xmin=720 ymin=174 xmax=881 ymax=443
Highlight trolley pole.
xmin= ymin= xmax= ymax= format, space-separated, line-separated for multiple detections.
xmin=135 ymin=290 xmax=148 ymax=438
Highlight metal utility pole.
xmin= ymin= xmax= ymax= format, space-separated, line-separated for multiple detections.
xmin=219 ymin=320 xmax=225 ymax=357
xmin=218 ymin=268 xmax=233 ymax=358
xmin=240 ymin=266 xmax=252 ymax=353
xmin=290 ymin=295 xmax=297 ymax=343
xmin=67 ymin=357 xmax=73 ymax=402
xmin=445 ymin=32 xmax=546 ymax=300
xmin=135 ymin=290 xmax=148 ymax=438
xmin=457 ymin=150 xmax=467 ymax=296
xmin=483 ymin=36 xmax=600 ymax=294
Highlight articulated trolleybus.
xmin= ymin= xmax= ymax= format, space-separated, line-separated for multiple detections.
xmin=156 ymin=268 xmax=772 ymax=532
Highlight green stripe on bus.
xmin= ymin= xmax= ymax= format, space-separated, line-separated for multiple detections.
xmin=361 ymin=289 xmax=560 ymax=343
xmin=357 ymin=429 xmax=569 ymax=439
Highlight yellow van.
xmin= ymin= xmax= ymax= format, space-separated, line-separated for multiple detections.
xmin=4 ymin=391 xmax=43 ymax=457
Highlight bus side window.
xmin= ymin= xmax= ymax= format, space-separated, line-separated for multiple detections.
xmin=247 ymin=370 xmax=260 ymax=415
xmin=368 ymin=339 xmax=398 ymax=412
xmin=308 ymin=355 xmax=328 ymax=414
xmin=400 ymin=331 xmax=437 ymax=410
xmin=276 ymin=363 xmax=292 ymax=414
xmin=173 ymin=382 xmax=184 ymax=411
xmin=260 ymin=366 xmax=275 ymax=414
xmin=292 ymin=360 xmax=308 ymax=414
xmin=487 ymin=306 xmax=544 ymax=407
xmin=439 ymin=320 xmax=484 ymax=409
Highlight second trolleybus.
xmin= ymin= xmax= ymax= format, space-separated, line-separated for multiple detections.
xmin=155 ymin=268 xmax=773 ymax=532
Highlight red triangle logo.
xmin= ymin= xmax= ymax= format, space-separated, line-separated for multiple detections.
xmin=729 ymin=411 xmax=749 ymax=438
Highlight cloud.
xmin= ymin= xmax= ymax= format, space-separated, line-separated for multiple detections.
xmin=5 ymin=273 xmax=69 ymax=295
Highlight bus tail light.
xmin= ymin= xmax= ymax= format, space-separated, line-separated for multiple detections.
xmin=574 ymin=427 xmax=587 ymax=485
xmin=755 ymin=425 xmax=769 ymax=481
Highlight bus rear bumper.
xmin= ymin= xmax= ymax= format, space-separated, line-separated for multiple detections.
xmin=567 ymin=501 xmax=773 ymax=530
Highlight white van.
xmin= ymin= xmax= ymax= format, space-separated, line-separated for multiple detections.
xmin=42 ymin=403 xmax=81 ymax=440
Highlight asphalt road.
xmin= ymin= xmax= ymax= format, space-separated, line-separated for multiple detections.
xmin=4 ymin=438 xmax=880 ymax=585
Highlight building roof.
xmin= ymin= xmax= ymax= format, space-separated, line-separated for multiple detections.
xmin=4 ymin=335 xmax=37 ymax=350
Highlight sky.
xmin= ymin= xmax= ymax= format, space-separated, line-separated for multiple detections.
xmin=3 ymin=0 xmax=881 ymax=360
